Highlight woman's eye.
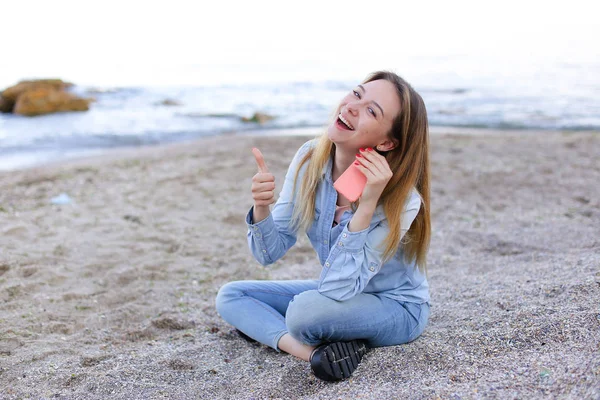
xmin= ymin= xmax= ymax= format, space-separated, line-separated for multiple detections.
xmin=353 ymin=90 xmax=361 ymax=99
xmin=368 ymin=107 xmax=376 ymax=117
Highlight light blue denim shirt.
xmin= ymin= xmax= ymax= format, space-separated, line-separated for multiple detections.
xmin=246 ymin=140 xmax=430 ymax=304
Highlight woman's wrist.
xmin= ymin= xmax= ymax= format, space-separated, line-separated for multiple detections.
xmin=348 ymin=201 xmax=377 ymax=232
xmin=358 ymin=198 xmax=378 ymax=212
xmin=252 ymin=204 xmax=271 ymax=224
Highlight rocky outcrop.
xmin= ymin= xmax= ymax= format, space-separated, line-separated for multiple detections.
xmin=241 ymin=112 xmax=275 ymax=124
xmin=0 ymin=79 xmax=92 ymax=117
xmin=0 ymin=96 xmax=12 ymax=113
xmin=14 ymin=88 xmax=91 ymax=116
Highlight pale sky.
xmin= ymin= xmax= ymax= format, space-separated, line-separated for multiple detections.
xmin=1 ymin=0 xmax=598 ymax=87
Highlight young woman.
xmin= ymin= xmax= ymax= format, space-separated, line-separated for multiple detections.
xmin=216 ymin=71 xmax=431 ymax=382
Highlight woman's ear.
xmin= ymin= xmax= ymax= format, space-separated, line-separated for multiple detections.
xmin=376 ymin=138 xmax=398 ymax=152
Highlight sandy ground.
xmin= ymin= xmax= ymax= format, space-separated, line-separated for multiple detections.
xmin=0 ymin=128 xmax=598 ymax=399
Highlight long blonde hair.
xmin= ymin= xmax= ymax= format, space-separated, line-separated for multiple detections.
xmin=291 ymin=71 xmax=431 ymax=272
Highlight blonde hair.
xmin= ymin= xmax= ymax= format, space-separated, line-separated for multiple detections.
xmin=291 ymin=71 xmax=431 ymax=272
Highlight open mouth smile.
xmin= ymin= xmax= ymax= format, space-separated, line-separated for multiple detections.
xmin=336 ymin=113 xmax=355 ymax=131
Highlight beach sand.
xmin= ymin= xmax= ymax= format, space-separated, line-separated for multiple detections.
xmin=0 ymin=128 xmax=598 ymax=399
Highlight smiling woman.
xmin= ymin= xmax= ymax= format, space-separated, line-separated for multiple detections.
xmin=327 ymin=79 xmax=401 ymax=154
xmin=215 ymin=70 xmax=431 ymax=382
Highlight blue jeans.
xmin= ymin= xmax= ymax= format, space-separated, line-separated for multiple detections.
xmin=215 ymin=280 xmax=430 ymax=351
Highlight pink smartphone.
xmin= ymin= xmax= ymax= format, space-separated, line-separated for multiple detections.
xmin=333 ymin=164 xmax=367 ymax=202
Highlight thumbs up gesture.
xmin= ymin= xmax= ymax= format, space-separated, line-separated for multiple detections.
xmin=251 ymin=147 xmax=276 ymax=208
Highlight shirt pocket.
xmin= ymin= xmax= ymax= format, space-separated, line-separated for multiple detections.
xmin=307 ymin=208 xmax=321 ymax=237
xmin=314 ymin=207 xmax=321 ymax=220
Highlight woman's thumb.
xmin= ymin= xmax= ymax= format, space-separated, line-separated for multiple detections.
xmin=252 ymin=147 xmax=269 ymax=173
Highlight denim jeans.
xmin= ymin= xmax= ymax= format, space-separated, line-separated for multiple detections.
xmin=215 ymin=280 xmax=430 ymax=351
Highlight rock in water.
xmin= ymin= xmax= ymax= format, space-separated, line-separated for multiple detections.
xmin=157 ymin=98 xmax=182 ymax=106
xmin=241 ymin=112 xmax=275 ymax=124
xmin=14 ymin=87 xmax=92 ymax=116
xmin=0 ymin=79 xmax=91 ymax=116
xmin=0 ymin=96 xmax=12 ymax=113
xmin=1 ymin=79 xmax=72 ymax=113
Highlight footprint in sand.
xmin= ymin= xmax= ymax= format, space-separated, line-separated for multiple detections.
xmin=3 ymin=225 xmax=28 ymax=237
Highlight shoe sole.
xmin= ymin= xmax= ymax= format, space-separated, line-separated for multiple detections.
xmin=311 ymin=340 xmax=369 ymax=381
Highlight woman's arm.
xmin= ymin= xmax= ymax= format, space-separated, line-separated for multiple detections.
xmin=245 ymin=140 xmax=314 ymax=266
xmin=250 ymin=148 xmax=275 ymax=224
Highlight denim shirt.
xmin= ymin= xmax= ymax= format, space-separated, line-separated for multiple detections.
xmin=246 ymin=140 xmax=430 ymax=304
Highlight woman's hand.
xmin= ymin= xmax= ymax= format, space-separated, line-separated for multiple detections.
xmin=251 ymin=147 xmax=275 ymax=223
xmin=353 ymin=147 xmax=393 ymax=206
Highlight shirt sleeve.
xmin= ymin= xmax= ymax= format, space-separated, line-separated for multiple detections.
xmin=246 ymin=140 xmax=315 ymax=266
xmin=317 ymin=191 xmax=422 ymax=301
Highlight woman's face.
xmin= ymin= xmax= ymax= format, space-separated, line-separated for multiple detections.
xmin=327 ymin=79 xmax=401 ymax=151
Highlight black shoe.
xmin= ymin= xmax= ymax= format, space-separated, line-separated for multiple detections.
xmin=309 ymin=340 xmax=369 ymax=382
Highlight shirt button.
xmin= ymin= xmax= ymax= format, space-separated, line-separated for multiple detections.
xmin=369 ymin=266 xmax=375 ymax=272
xmin=262 ymin=249 xmax=267 ymax=253
xmin=323 ymin=240 xmax=328 ymax=244
xmin=254 ymin=227 xmax=259 ymax=231
xmin=342 ymin=233 xmax=347 ymax=238
xmin=325 ymin=262 xmax=330 ymax=267
xmin=338 ymin=242 xmax=343 ymax=247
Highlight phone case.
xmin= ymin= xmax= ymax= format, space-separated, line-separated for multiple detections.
xmin=333 ymin=164 xmax=367 ymax=202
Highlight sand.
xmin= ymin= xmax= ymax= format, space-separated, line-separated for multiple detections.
xmin=0 ymin=128 xmax=598 ymax=399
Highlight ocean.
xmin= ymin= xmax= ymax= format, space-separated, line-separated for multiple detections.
xmin=1 ymin=56 xmax=599 ymax=170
